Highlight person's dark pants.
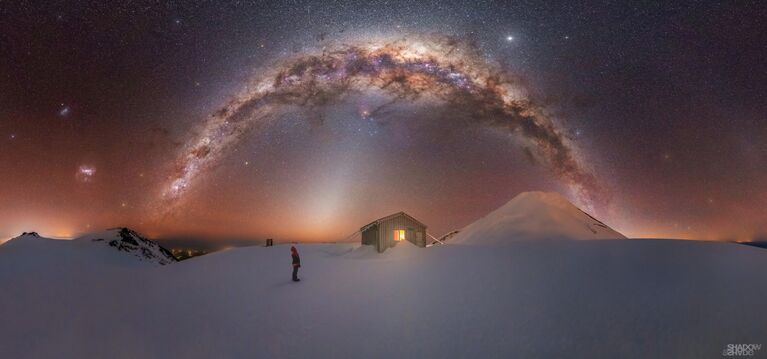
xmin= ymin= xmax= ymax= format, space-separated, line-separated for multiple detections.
xmin=292 ymin=266 xmax=299 ymax=281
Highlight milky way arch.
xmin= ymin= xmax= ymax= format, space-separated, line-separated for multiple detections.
xmin=161 ymin=34 xmax=603 ymax=212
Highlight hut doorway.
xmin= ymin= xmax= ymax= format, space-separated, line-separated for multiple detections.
xmin=394 ymin=229 xmax=406 ymax=242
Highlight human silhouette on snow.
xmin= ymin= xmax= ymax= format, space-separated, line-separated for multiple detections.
xmin=290 ymin=246 xmax=301 ymax=282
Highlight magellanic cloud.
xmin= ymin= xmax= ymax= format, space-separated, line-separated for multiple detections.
xmin=160 ymin=34 xmax=605 ymax=213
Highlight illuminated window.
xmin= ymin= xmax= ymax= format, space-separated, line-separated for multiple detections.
xmin=394 ymin=229 xmax=406 ymax=241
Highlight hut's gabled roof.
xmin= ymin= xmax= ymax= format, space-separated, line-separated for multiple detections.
xmin=360 ymin=212 xmax=428 ymax=232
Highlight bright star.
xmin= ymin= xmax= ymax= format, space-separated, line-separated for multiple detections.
xmin=506 ymin=35 xmax=514 ymax=42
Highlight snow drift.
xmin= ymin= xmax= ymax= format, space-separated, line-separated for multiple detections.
xmin=452 ymin=191 xmax=626 ymax=244
xmin=1 ymin=238 xmax=766 ymax=358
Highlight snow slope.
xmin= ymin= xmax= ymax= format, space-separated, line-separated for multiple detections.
xmin=1 ymin=236 xmax=766 ymax=358
xmin=452 ymin=191 xmax=626 ymax=244
xmin=0 ymin=231 xmax=162 ymax=271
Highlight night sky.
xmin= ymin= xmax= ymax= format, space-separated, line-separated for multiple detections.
xmin=1 ymin=1 xmax=765 ymax=243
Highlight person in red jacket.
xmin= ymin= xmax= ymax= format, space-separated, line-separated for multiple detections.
xmin=290 ymin=246 xmax=301 ymax=282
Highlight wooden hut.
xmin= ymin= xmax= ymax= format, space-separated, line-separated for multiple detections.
xmin=360 ymin=212 xmax=428 ymax=253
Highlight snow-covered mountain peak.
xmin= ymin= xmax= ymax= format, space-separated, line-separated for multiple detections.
xmin=1 ymin=231 xmax=52 ymax=247
xmin=452 ymin=191 xmax=626 ymax=244
xmin=76 ymin=227 xmax=177 ymax=265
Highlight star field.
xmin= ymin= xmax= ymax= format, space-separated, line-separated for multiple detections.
xmin=1 ymin=1 xmax=765 ymax=242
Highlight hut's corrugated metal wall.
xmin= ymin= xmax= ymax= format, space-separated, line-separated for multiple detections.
xmin=376 ymin=214 xmax=426 ymax=252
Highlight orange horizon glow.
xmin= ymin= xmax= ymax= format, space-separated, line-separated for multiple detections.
xmin=2 ymin=220 xmax=764 ymax=245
